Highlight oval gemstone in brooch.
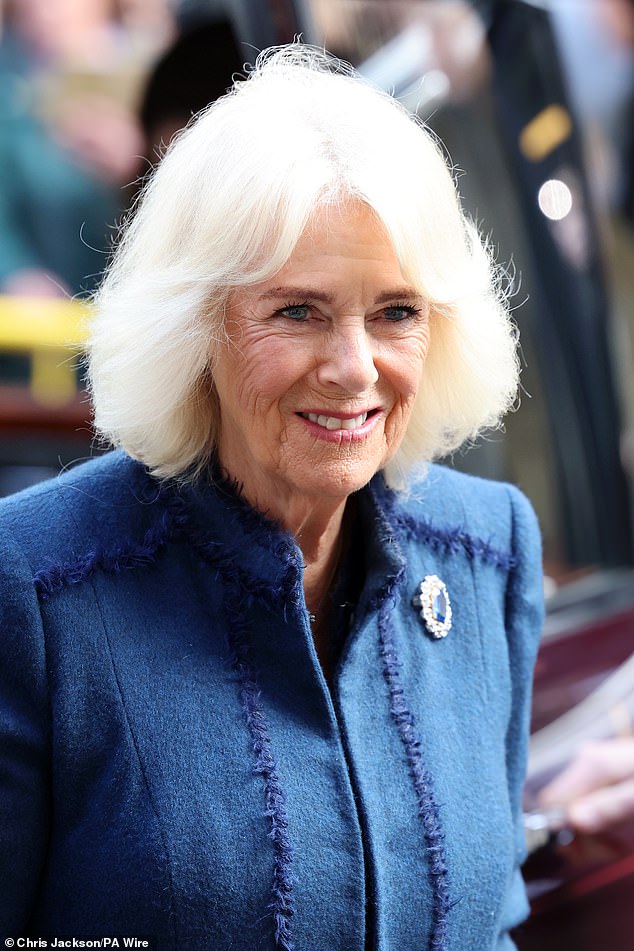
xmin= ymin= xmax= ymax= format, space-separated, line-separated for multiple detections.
xmin=412 ymin=575 xmax=452 ymax=639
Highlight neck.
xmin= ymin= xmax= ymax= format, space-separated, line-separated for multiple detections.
xmin=217 ymin=464 xmax=357 ymax=680
xmin=294 ymin=501 xmax=351 ymax=682
xmin=238 ymin=484 xmax=348 ymax=611
xmin=297 ymin=506 xmax=347 ymax=617
xmin=266 ymin=492 xmax=348 ymax=616
xmin=214 ymin=456 xmax=352 ymax=615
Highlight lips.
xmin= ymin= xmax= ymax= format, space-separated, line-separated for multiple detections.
xmin=301 ymin=412 xmax=369 ymax=432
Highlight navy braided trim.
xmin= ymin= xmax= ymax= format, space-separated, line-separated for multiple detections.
xmin=376 ymin=574 xmax=450 ymax=951
xmin=182 ymin=528 xmax=303 ymax=619
xmin=223 ymin=575 xmax=295 ymax=951
xmin=391 ymin=511 xmax=515 ymax=570
xmin=34 ymin=507 xmax=184 ymax=600
xmin=180 ymin=493 xmax=297 ymax=949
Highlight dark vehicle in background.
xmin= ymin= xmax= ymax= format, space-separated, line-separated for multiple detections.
xmin=520 ymin=572 xmax=634 ymax=949
xmin=1 ymin=1 xmax=632 ymax=947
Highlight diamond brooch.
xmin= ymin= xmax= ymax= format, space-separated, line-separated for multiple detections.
xmin=412 ymin=575 xmax=452 ymax=639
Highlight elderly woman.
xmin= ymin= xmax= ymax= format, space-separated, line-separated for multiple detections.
xmin=0 ymin=46 xmax=543 ymax=951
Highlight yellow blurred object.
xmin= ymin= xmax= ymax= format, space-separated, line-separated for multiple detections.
xmin=0 ymin=296 xmax=89 ymax=350
xmin=519 ymin=104 xmax=573 ymax=162
xmin=0 ymin=296 xmax=90 ymax=407
xmin=31 ymin=350 xmax=79 ymax=407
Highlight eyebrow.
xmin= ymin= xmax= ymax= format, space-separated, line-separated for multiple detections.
xmin=258 ymin=285 xmax=423 ymax=305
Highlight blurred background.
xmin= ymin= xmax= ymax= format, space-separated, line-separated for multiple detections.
xmin=0 ymin=0 xmax=633 ymax=946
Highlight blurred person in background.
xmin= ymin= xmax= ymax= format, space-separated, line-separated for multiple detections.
xmin=550 ymin=0 xmax=634 ymax=479
xmin=539 ymin=737 xmax=634 ymax=834
xmin=137 ymin=14 xmax=243 ymax=165
xmin=550 ymin=0 xmax=634 ymax=218
xmin=0 ymin=0 xmax=173 ymax=297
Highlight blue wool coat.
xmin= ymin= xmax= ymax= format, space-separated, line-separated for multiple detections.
xmin=0 ymin=451 xmax=543 ymax=950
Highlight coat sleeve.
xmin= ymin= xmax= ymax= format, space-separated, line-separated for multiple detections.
xmin=0 ymin=528 xmax=50 ymax=932
xmin=497 ymin=485 xmax=544 ymax=946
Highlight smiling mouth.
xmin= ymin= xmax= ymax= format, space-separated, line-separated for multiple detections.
xmin=300 ymin=411 xmax=371 ymax=431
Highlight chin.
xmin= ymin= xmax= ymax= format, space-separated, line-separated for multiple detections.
xmin=294 ymin=462 xmax=382 ymax=501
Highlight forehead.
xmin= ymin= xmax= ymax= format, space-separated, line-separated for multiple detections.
xmin=228 ymin=199 xmax=423 ymax=310
xmin=293 ymin=200 xmax=393 ymax=253
xmin=268 ymin=201 xmax=408 ymax=287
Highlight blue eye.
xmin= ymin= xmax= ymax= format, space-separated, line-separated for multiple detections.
xmin=278 ymin=303 xmax=309 ymax=321
xmin=383 ymin=304 xmax=421 ymax=322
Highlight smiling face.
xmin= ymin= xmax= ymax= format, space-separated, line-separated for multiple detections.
xmin=212 ymin=200 xmax=431 ymax=521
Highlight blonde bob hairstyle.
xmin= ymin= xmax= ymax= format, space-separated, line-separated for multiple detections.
xmin=89 ymin=44 xmax=519 ymax=489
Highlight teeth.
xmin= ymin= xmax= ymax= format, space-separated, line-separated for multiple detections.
xmin=340 ymin=416 xmax=364 ymax=430
xmin=306 ymin=412 xmax=368 ymax=431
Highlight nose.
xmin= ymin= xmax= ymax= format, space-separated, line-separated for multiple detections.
xmin=316 ymin=322 xmax=379 ymax=393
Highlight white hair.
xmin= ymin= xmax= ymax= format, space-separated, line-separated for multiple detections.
xmin=89 ymin=44 xmax=519 ymax=488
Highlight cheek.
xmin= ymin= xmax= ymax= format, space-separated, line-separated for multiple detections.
xmin=385 ymin=332 xmax=430 ymax=400
xmin=215 ymin=339 xmax=301 ymax=417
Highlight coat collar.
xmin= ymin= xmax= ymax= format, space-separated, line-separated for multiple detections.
xmin=173 ymin=468 xmax=406 ymax=615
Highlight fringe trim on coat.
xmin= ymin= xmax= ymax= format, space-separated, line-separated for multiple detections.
xmin=223 ymin=575 xmax=296 ymax=951
xmin=375 ymin=572 xmax=451 ymax=951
